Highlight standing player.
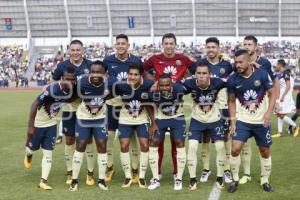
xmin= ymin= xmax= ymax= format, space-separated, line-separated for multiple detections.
xmin=183 ymin=63 xmax=226 ymax=190
xmin=147 ymin=73 xmax=186 ymax=190
xmin=24 ymin=67 xmax=76 ymax=190
xmin=69 ymin=61 xmax=111 ymax=191
xmin=272 ymin=59 xmax=299 ymax=137
xmin=113 ymin=64 xmax=154 ymax=188
xmin=227 ymin=49 xmax=276 ymax=193
xmin=52 ymin=40 xmax=95 ymax=185
xmin=103 ymin=34 xmax=141 ymax=183
xmin=191 ymin=37 xmax=233 ymax=183
xmin=143 ymin=33 xmax=194 ymax=181
xmin=240 ymin=35 xmax=279 ymax=185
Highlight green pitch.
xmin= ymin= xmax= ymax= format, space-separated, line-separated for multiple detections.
xmin=0 ymin=90 xmax=299 ymax=200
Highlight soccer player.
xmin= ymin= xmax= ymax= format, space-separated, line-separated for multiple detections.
xmin=240 ymin=35 xmax=279 ymax=185
xmin=191 ymin=37 xmax=233 ymax=183
xmin=52 ymin=40 xmax=95 ymax=185
xmin=103 ymin=34 xmax=141 ymax=183
xmin=288 ymin=86 xmax=300 ymax=136
xmin=69 ymin=61 xmax=112 ymax=191
xmin=227 ymin=49 xmax=276 ymax=193
xmin=113 ymin=64 xmax=154 ymax=188
xmin=273 ymin=59 xmax=299 ymax=137
xmin=147 ymin=73 xmax=186 ymax=190
xmin=143 ymin=33 xmax=194 ymax=181
xmin=183 ymin=63 xmax=226 ymax=190
xmin=24 ymin=67 xmax=76 ymax=190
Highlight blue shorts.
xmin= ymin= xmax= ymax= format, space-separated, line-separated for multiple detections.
xmin=155 ymin=116 xmax=186 ymax=141
xmin=118 ymin=123 xmax=149 ymax=139
xmin=107 ymin=105 xmax=122 ymax=130
xmin=233 ymin=121 xmax=272 ymax=147
xmin=62 ymin=111 xmax=76 ymax=136
xmin=189 ymin=118 xmax=224 ymax=142
xmin=221 ymin=109 xmax=230 ymax=134
xmin=75 ymin=119 xmax=108 ymax=141
xmin=27 ymin=125 xmax=57 ymax=151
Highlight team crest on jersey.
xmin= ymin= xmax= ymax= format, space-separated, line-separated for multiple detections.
xmin=128 ymin=100 xmax=142 ymax=118
xmin=164 ymin=66 xmax=177 ymax=75
xmin=141 ymin=92 xmax=148 ymax=99
xmin=176 ymin=60 xmax=182 ymax=66
xmin=254 ymin=80 xmax=261 ymax=87
xmin=243 ymin=90 xmax=259 ymax=113
xmin=220 ymin=68 xmax=225 ymax=74
xmin=84 ymin=69 xmax=89 ymax=74
xmin=117 ymin=72 xmax=128 ymax=81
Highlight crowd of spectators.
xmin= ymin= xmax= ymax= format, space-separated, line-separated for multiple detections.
xmin=0 ymin=45 xmax=28 ymax=87
xmin=1 ymin=40 xmax=300 ymax=88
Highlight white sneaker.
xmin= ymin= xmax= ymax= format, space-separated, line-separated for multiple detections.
xmin=148 ymin=178 xmax=160 ymax=190
xmin=150 ymin=174 xmax=162 ymax=184
xmin=224 ymin=170 xmax=233 ymax=183
xmin=200 ymin=170 xmax=211 ymax=183
xmin=174 ymin=179 xmax=182 ymax=190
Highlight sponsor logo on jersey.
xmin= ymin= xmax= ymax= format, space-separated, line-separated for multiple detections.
xmin=128 ymin=100 xmax=142 ymax=118
xmin=164 ymin=66 xmax=177 ymax=75
xmin=117 ymin=72 xmax=128 ymax=81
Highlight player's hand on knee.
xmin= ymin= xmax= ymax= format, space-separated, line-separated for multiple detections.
xmin=229 ymin=123 xmax=236 ymax=137
xmin=149 ymin=123 xmax=159 ymax=140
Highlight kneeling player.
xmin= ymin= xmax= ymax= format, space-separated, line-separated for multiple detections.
xmin=183 ymin=63 xmax=226 ymax=190
xmin=113 ymin=64 xmax=154 ymax=188
xmin=24 ymin=67 xmax=76 ymax=190
xmin=227 ymin=50 xmax=276 ymax=193
xmin=69 ymin=61 xmax=111 ymax=191
xmin=148 ymin=73 xmax=186 ymax=190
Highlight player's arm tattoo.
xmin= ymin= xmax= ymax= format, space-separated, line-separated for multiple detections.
xmin=27 ymin=99 xmax=39 ymax=135
xmin=228 ymin=93 xmax=237 ymax=136
xmin=228 ymin=93 xmax=236 ymax=123
xmin=266 ymin=87 xmax=276 ymax=114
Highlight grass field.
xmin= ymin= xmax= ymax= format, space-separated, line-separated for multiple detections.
xmin=0 ymin=90 xmax=300 ymax=200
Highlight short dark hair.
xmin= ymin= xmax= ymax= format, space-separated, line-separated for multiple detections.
xmin=92 ymin=60 xmax=106 ymax=72
xmin=116 ymin=34 xmax=129 ymax=42
xmin=70 ymin=39 xmax=83 ymax=46
xmin=244 ymin=35 xmax=258 ymax=45
xmin=63 ymin=66 xmax=76 ymax=75
xmin=234 ymin=49 xmax=249 ymax=58
xmin=277 ymin=59 xmax=286 ymax=67
xmin=195 ymin=62 xmax=210 ymax=72
xmin=128 ymin=63 xmax=144 ymax=75
xmin=206 ymin=37 xmax=219 ymax=46
xmin=159 ymin=73 xmax=172 ymax=80
xmin=162 ymin=33 xmax=176 ymax=44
